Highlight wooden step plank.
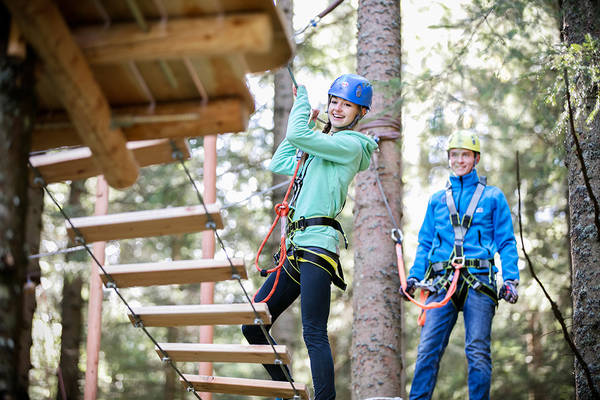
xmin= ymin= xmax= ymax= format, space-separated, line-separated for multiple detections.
xmin=30 ymin=138 xmax=190 ymax=184
xmin=156 ymin=343 xmax=291 ymax=365
xmin=66 ymin=203 xmax=222 ymax=243
xmin=180 ymin=375 xmax=309 ymax=400
xmin=101 ymin=258 xmax=247 ymax=288
xmin=129 ymin=303 xmax=271 ymax=327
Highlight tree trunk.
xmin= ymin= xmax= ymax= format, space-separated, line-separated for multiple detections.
xmin=58 ymin=180 xmax=87 ymax=400
xmin=560 ymin=1 xmax=600 ymax=399
xmin=18 ymin=185 xmax=44 ymax=396
xmin=57 ymin=275 xmax=83 ymax=400
xmin=0 ymin=6 xmax=36 ymax=399
xmin=269 ymin=0 xmax=302 ymax=368
xmin=526 ymin=310 xmax=546 ymax=400
xmin=352 ymin=1 xmax=403 ymax=399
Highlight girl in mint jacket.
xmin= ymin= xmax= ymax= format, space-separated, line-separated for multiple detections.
xmin=243 ymin=75 xmax=377 ymax=400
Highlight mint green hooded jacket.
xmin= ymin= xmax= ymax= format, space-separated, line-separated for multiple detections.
xmin=269 ymin=85 xmax=378 ymax=254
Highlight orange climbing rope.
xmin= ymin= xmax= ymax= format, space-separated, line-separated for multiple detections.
xmin=393 ymin=232 xmax=463 ymax=326
xmin=253 ymin=156 xmax=304 ymax=303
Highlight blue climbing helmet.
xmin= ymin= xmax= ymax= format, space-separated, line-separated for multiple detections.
xmin=328 ymin=74 xmax=373 ymax=109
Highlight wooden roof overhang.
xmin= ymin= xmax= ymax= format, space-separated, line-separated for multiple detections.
xmin=5 ymin=0 xmax=293 ymax=188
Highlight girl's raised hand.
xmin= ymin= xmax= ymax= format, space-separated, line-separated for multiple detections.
xmin=309 ymin=109 xmax=320 ymax=124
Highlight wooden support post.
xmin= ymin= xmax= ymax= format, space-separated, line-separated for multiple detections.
xmin=3 ymin=0 xmax=139 ymax=188
xmin=199 ymin=135 xmax=217 ymax=399
xmin=74 ymin=14 xmax=273 ymax=64
xmin=83 ymin=176 xmax=108 ymax=400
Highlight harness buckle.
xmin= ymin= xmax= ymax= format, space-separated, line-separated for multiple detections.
xmin=297 ymin=216 xmax=307 ymax=231
xmin=451 ymin=256 xmax=464 ymax=267
xmin=391 ymin=228 xmax=403 ymax=244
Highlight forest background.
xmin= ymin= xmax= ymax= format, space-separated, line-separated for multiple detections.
xmin=26 ymin=0 xmax=589 ymax=399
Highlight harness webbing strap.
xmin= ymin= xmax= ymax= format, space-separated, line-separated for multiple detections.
xmin=287 ymin=216 xmax=348 ymax=249
xmin=445 ymin=176 xmax=486 ymax=259
xmin=284 ymin=247 xmax=346 ymax=290
xmin=431 ymin=258 xmax=494 ymax=273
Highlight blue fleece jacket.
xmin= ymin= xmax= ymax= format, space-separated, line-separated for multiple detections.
xmin=408 ymin=169 xmax=519 ymax=282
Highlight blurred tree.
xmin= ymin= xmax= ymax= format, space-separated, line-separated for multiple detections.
xmin=352 ymin=0 xmax=404 ymax=399
xmin=57 ymin=180 xmax=87 ymax=400
xmin=0 ymin=5 xmax=35 ymax=399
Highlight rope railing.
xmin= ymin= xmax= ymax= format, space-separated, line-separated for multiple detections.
xmin=169 ymin=141 xmax=302 ymax=399
xmin=28 ymin=163 xmax=205 ymax=400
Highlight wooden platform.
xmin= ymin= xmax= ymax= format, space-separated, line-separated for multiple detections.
xmin=7 ymin=0 xmax=293 ymax=188
xmin=29 ymin=138 xmax=190 ymax=184
xmin=32 ymin=98 xmax=247 ymax=151
xmin=180 ymin=375 xmax=309 ymax=400
xmin=66 ymin=203 xmax=222 ymax=243
xmin=156 ymin=343 xmax=291 ymax=365
xmin=128 ymin=303 xmax=271 ymax=327
xmin=100 ymin=258 xmax=246 ymax=288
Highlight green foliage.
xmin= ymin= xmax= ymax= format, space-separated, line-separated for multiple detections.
xmin=547 ymin=34 xmax=600 ymax=128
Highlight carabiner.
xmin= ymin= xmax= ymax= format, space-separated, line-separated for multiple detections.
xmin=391 ymin=228 xmax=403 ymax=244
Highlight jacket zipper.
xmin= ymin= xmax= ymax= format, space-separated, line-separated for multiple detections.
xmin=478 ymin=230 xmax=492 ymax=257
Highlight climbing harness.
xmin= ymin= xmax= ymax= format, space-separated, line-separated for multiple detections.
xmin=253 ymin=150 xmax=349 ymax=300
xmin=395 ymin=175 xmax=497 ymax=326
xmin=280 ymin=246 xmax=346 ymax=290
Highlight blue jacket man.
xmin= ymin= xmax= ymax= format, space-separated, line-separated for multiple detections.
xmin=404 ymin=130 xmax=519 ymax=400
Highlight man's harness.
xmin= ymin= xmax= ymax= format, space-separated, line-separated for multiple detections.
xmin=420 ymin=176 xmax=498 ymax=309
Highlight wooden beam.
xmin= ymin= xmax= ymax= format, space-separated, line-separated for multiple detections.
xmin=155 ymin=343 xmax=291 ymax=365
xmin=30 ymin=138 xmax=190 ymax=184
xmin=32 ymin=98 xmax=247 ymax=151
xmin=180 ymin=375 xmax=309 ymax=400
xmin=128 ymin=303 xmax=271 ymax=327
xmin=4 ymin=0 xmax=139 ymax=188
xmin=66 ymin=203 xmax=222 ymax=244
xmin=75 ymin=14 xmax=273 ymax=64
xmin=100 ymin=258 xmax=247 ymax=288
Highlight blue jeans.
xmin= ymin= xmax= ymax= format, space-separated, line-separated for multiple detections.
xmin=242 ymin=248 xmax=336 ymax=400
xmin=409 ymin=274 xmax=496 ymax=400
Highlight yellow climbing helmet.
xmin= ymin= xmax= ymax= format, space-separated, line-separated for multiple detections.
xmin=446 ymin=130 xmax=481 ymax=153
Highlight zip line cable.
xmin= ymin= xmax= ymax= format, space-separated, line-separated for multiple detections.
xmin=28 ymin=164 xmax=204 ymax=400
xmin=294 ymin=0 xmax=345 ymax=37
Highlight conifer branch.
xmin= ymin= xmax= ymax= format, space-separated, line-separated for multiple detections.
xmin=516 ymin=151 xmax=599 ymax=398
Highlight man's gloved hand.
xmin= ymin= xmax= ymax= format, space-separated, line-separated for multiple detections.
xmin=499 ymin=279 xmax=519 ymax=304
xmin=400 ymin=277 xmax=419 ymax=300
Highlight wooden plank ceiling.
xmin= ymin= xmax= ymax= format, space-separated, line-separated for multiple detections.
xmin=7 ymin=0 xmax=293 ymax=188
